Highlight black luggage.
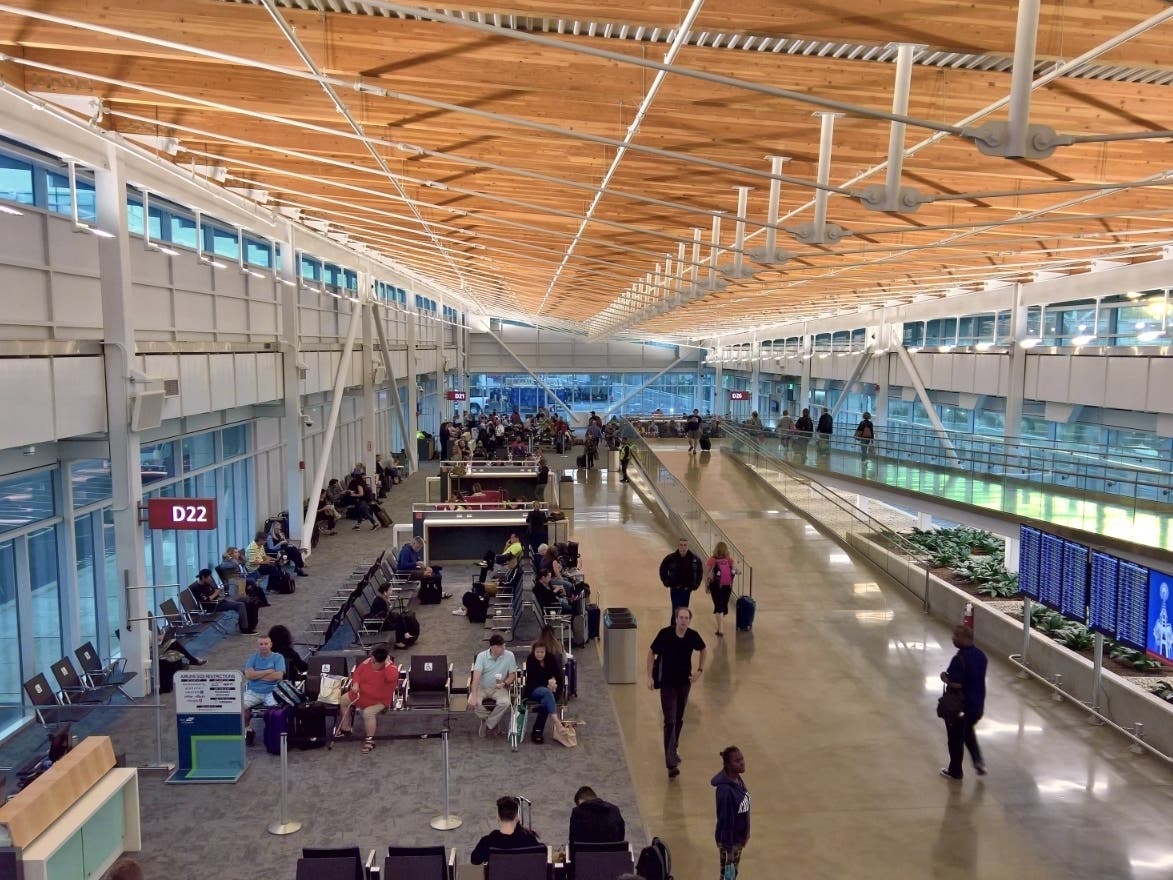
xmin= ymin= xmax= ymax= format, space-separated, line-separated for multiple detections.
xmin=372 ymin=503 xmax=392 ymax=528
xmin=269 ymin=569 xmax=296 ymax=594
xmin=587 ymin=603 xmax=601 ymax=641
xmin=736 ymin=594 xmax=757 ymax=631
xmin=397 ymin=611 xmax=420 ymax=647
xmin=699 ymin=434 xmax=712 ymax=451
xmin=290 ymin=702 xmax=332 ymax=749
xmin=564 ymin=655 xmax=578 ymax=699
xmin=635 ymin=836 xmax=673 ymax=880
xmin=464 ymin=590 xmax=489 ymax=623
xmin=418 ymin=580 xmax=443 ymax=605
xmin=576 ymin=453 xmax=587 ymax=468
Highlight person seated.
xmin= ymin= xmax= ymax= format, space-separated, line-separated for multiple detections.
xmin=397 ymin=536 xmax=441 ymax=584
xmin=533 ymin=569 xmax=572 ymax=616
xmin=336 ymin=645 xmax=400 ymax=754
xmin=483 ymin=553 xmax=522 ymax=596
xmin=569 ymin=785 xmax=626 ymax=853
xmin=244 ymin=531 xmax=283 ymax=588
xmin=538 ymin=545 xmax=575 ymax=592
xmin=503 ymin=532 xmax=524 ymax=562
xmin=314 ymin=490 xmax=339 ymax=535
xmin=524 ymin=638 xmax=565 ymax=744
xmin=264 ymin=521 xmax=307 ymax=576
xmin=242 ymin=635 xmax=285 ymax=746
xmin=466 ymin=633 xmax=517 ymax=738
xmin=267 ymin=624 xmax=308 ymax=682
xmin=190 ymin=568 xmax=258 ymax=634
xmin=471 ymin=796 xmax=540 ymax=865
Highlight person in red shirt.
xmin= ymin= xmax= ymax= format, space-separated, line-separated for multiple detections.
xmin=337 ymin=646 xmax=400 ymax=754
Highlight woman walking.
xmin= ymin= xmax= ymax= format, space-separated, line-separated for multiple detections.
xmin=712 ymin=745 xmax=751 ymax=879
xmin=704 ymin=541 xmax=737 ymax=637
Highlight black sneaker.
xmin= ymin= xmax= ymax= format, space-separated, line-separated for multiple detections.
xmin=974 ymin=763 xmax=988 ymax=776
xmin=246 ymin=729 xmax=256 ymax=747
xmin=939 ymin=768 xmax=962 ymax=780
xmin=668 ymin=766 xmax=680 ymax=778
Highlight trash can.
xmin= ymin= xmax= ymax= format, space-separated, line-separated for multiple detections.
xmin=603 ymin=607 xmax=638 ymax=684
xmin=558 ymin=474 xmax=575 ymax=510
xmin=416 ymin=435 xmax=434 ymax=462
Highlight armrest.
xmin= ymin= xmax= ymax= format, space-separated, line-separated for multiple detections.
xmin=365 ymin=848 xmax=378 ymax=880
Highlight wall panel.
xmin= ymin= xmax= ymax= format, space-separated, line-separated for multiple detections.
xmin=179 ymin=356 xmax=212 ymax=416
xmin=1067 ymin=357 xmax=1108 ymax=407
xmin=52 ymin=357 xmax=107 ymax=437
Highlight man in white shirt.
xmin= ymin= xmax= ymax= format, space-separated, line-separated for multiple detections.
xmin=466 ymin=633 xmax=517 ymax=737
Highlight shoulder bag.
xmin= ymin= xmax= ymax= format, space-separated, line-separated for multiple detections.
xmin=317 ymin=673 xmax=350 ymax=705
xmin=936 ymin=655 xmax=966 ymax=720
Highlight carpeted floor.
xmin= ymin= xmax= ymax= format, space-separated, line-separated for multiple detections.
xmin=1 ymin=454 xmax=647 ymax=879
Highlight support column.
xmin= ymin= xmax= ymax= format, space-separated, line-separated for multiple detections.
xmin=95 ymin=142 xmax=148 ymax=696
xmin=361 ymin=274 xmax=377 ymax=477
xmin=406 ymin=302 xmax=420 ymax=472
xmin=1005 ymin=283 xmax=1028 ymax=440
xmin=874 ymin=345 xmax=890 ymax=430
xmin=713 ymin=351 xmax=724 ymax=416
xmin=891 ymin=327 xmax=960 ymax=464
xmin=277 ymin=221 xmax=304 ymax=546
xmin=799 ymin=331 xmax=812 ymax=414
xmin=371 ymin=304 xmax=412 ymax=476
xmin=750 ymin=333 xmax=762 ymax=416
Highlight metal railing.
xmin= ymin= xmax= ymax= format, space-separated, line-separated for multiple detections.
xmin=619 ymin=419 xmax=754 ymax=596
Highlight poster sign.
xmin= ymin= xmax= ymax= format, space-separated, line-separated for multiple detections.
xmin=446 ymin=390 xmax=468 ymax=401
xmin=728 ymin=390 xmax=751 ymax=401
xmin=147 ymin=497 xmax=218 ymax=530
xmin=167 ymin=670 xmax=247 ymax=784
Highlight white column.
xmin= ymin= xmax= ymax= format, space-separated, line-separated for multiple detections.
xmin=1004 ymin=536 xmax=1021 ymax=573
xmin=1005 ymin=283 xmax=1027 ymax=440
xmin=277 ymin=222 xmax=304 ymax=546
xmin=361 ymin=274 xmax=377 ymax=476
xmin=750 ymin=333 xmax=762 ymax=416
xmin=799 ymin=333 xmax=812 ymax=414
xmin=874 ymin=351 xmax=889 ymax=430
xmin=95 ymin=142 xmax=148 ymax=696
xmin=406 ymin=301 xmax=420 ymax=471
xmin=713 ymin=348 xmax=724 ymax=416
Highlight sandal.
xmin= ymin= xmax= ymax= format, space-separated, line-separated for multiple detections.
xmin=362 ymin=737 xmax=376 ymax=754
xmin=334 ymin=727 xmax=353 ymax=740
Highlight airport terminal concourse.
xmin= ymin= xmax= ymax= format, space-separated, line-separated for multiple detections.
xmin=0 ymin=0 xmax=1172 ymax=877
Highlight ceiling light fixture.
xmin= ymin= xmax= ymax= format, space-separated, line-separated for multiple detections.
xmin=0 ymin=204 xmax=24 ymax=215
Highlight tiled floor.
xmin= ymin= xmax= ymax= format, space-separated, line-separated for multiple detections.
xmin=575 ymin=441 xmax=1173 ymax=880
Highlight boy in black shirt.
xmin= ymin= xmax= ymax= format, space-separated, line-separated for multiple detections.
xmin=470 ymin=796 xmax=540 ymax=864
xmin=647 ymin=607 xmax=707 ymax=778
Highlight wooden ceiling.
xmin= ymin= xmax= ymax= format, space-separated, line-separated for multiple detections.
xmin=3 ymin=0 xmax=1173 ymax=340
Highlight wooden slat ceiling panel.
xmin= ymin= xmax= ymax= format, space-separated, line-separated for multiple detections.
xmin=2 ymin=0 xmax=1172 ymax=336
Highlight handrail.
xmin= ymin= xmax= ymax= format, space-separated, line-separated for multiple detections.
xmin=619 ymin=419 xmax=754 ymax=597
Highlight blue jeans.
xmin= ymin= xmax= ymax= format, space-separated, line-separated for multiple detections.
xmin=530 ymin=686 xmax=557 ymax=732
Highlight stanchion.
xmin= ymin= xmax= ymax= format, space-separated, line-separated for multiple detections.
xmin=268 ymin=732 xmax=303 ymax=835
xmin=429 ymin=729 xmax=462 ymax=830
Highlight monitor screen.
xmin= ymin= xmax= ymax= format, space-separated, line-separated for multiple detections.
xmin=1089 ymin=551 xmax=1118 ymax=637
xmin=1115 ymin=560 xmax=1150 ymax=652
xmin=1019 ymin=526 xmax=1041 ymax=600
xmin=1060 ymin=540 xmax=1089 ymax=623
xmin=1146 ymin=569 xmax=1173 ymax=667
xmin=1037 ymin=532 xmax=1064 ymax=611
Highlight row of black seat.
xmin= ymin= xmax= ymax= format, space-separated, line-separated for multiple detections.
xmin=22 ymin=642 xmax=138 ymax=728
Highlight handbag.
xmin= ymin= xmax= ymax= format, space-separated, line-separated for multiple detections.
xmin=317 ymin=673 xmax=350 ymax=705
xmin=551 ymin=715 xmax=578 ymax=748
xmin=936 ymin=689 xmax=964 ymax=720
xmin=651 ymin=655 xmax=662 ymax=690
xmin=273 ymin=679 xmax=306 ymax=708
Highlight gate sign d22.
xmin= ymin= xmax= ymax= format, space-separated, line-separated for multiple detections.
xmin=728 ymin=390 xmax=751 ymax=401
xmin=147 ymin=497 xmax=218 ymax=530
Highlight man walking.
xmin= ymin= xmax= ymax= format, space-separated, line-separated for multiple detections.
xmin=618 ymin=438 xmax=632 ymax=482
xmin=647 ymin=607 xmax=706 ymax=778
xmin=659 ymin=538 xmax=704 ymax=615
xmin=939 ymin=625 xmax=988 ymax=780
xmin=684 ymin=409 xmax=703 ymax=453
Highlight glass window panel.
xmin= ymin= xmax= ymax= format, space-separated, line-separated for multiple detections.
xmin=46 ymin=171 xmax=71 ymax=216
xmin=0 ymin=155 xmax=35 ymax=204
xmin=299 ymin=255 xmax=320 ymax=281
xmin=170 ymin=212 xmax=198 ymax=249
xmin=182 ymin=432 xmax=216 ymax=472
xmin=148 ymin=204 xmax=165 ymax=242
xmin=71 ymin=459 xmax=112 ymax=509
xmin=140 ymin=442 xmax=176 ymax=486
xmin=902 ymin=322 xmax=924 ymax=347
xmin=75 ymin=514 xmax=98 ymax=647
xmin=245 ymin=237 xmax=272 ymax=268
xmin=1056 ymin=422 xmax=1105 ymax=451
xmin=209 ymin=224 xmax=240 ymax=260
xmin=221 ymin=425 xmax=247 ymax=458
xmin=127 ymin=197 xmax=145 ymax=236
xmin=975 ymin=409 xmax=1005 ymax=437
xmin=0 ymin=470 xmax=55 ymax=535
xmin=0 ymin=541 xmax=19 ymax=730
xmin=1021 ymin=416 xmax=1052 ymax=441
xmin=28 ymin=526 xmax=61 ymax=679
xmin=75 ymin=179 xmax=96 ymax=222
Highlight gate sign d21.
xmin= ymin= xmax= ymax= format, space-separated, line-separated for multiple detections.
xmin=728 ymin=390 xmax=751 ymax=401
xmin=147 ymin=498 xmax=218 ymax=530
xmin=446 ymin=390 xmax=468 ymax=401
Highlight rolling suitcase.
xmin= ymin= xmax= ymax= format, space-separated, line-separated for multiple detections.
xmin=372 ymin=503 xmax=392 ymax=528
xmin=564 ymin=655 xmax=578 ymax=699
xmin=587 ymin=603 xmax=601 ymax=641
xmin=699 ymin=434 xmax=712 ymax=451
xmin=263 ymin=706 xmax=292 ymax=755
xmin=576 ymin=453 xmax=587 ymax=468
xmin=736 ymin=594 xmax=756 ymax=631
xmin=290 ymin=702 xmax=331 ymax=749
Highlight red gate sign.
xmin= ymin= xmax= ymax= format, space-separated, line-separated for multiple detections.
xmin=147 ymin=498 xmax=218 ymax=530
xmin=446 ymin=390 xmax=468 ymax=401
xmin=728 ymin=390 xmax=751 ymax=401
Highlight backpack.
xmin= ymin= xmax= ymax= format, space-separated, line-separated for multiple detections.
xmin=635 ymin=836 xmax=673 ymax=880
xmin=715 ymin=558 xmax=733 ymax=587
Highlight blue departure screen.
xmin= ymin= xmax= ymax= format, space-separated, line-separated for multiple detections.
xmin=1115 ymin=561 xmax=1150 ymax=652
xmin=1060 ymin=541 xmax=1089 ymax=623
xmin=1019 ymin=526 xmax=1041 ymax=600
xmin=1037 ymin=533 xmax=1064 ymax=611
xmin=1089 ymin=551 xmax=1118 ymax=636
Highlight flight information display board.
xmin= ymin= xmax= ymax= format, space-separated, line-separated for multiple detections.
xmin=1037 ymin=532 xmax=1065 ymax=611
xmin=1018 ymin=525 xmax=1041 ymax=600
xmin=1115 ymin=560 xmax=1150 ymax=652
xmin=1060 ymin=541 xmax=1089 ymax=622
xmin=1146 ymin=569 xmax=1173 ymax=666
xmin=1089 ymin=551 xmax=1118 ymax=637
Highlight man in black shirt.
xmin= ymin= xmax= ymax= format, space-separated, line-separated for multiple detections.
xmin=684 ymin=409 xmax=703 ymax=454
xmin=569 ymin=786 xmax=626 ymax=861
xmin=470 ymin=796 xmax=540 ymax=864
xmin=647 ymin=607 xmax=707 ymax=779
xmin=658 ymin=539 xmax=704 ymax=617
xmin=189 ymin=569 xmax=257 ymax=634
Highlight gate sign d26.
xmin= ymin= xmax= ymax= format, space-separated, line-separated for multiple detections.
xmin=147 ymin=498 xmax=218 ymax=530
xmin=728 ymin=390 xmax=751 ymax=401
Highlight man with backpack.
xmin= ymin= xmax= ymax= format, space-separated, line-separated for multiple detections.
xmin=659 ymin=538 xmax=704 ymax=616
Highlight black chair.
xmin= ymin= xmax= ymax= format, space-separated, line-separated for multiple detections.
xmin=49 ymin=656 xmax=116 ymax=705
xmin=74 ymin=641 xmax=138 ymax=700
xmin=485 ymin=845 xmax=549 ymax=880
xmin=159 ymin=598 xmax=200 ymax=637
xmin=300 ymin=846 xmax=375 ymax=880
xmin=384 ymin=845 xmax=455 ymax=880
xmin=22 ymin=673 xmax=84 ymax=729
xmin=305 ymin=654 xmax=353 ymax=703
xmin=178 ymin=588 xmax=232 ymax=635
xmin=405 ymin=655 xmax=451 ymax=710
xmin=568 ymin=841 xmax=635 ymax=880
